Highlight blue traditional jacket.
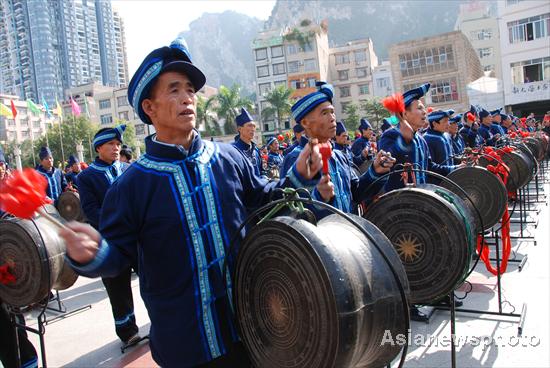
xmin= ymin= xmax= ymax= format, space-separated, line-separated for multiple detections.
xmin=479 ymin=124 xmax=498 ymax=146
xmin=333 ymin=142 xmax=353 ymax=164
xmin=490 ymin=123 xmax=506 ymax=136
xmin=378 ymin=126 xmax=455 ymax=192
xmin=230 ymin=138 xmax=263 ymax=177
xmin=76 ymin=158 xmax=127 ymax=230
xmin=267 ymin=151 xmax=283 ymax=169
xmin=350 ymin=136 xmax=372 ymax=167
xmin=36 ymin=165 xmax=67 ymax=203
xmin=65 ymin=171 xmax=79 ymax=187
xmin=280 ymin=136 xmax=386 ymax=216
xmin=449 ymin=133 xmax=466 ymax=156
xmin=284 ymin=140 xmax=299 ymax=156
xmin=459 ymin=125 xmax=482 ymax=148
xmin=67 ymin=132 xmax=315 ymax=367
xmin=423 ymin=129 xmax=454 ymax=165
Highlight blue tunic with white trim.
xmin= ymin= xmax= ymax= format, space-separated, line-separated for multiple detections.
xmin=66 ymin=133 xmax=316 ymax=367
xmin=267 ymin=151 xmax=283 ymax=169
xmin=36 ymin=166 xmax=67 ymax=203
xmin=334 ymin=142 xmax=353 ymax=164
xmin=76 ymin=158 xmax=128 ymax=230
xmin=379 ymin=126 xmax=455 ymax=192
xmin=350 ymin=136 xmax=372 ymax=167
xmin=230 ymin=138 xmax=263 ymax=177
xmin=449 ymin=133 xmax=466 ymax=156
xmin=459 ymin=125 xmax=482 ymax=148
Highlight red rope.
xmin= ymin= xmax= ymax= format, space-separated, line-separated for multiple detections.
xmin=476 ymin=162 xmax=512 ymax=275
xmin=0 ymin=263 xmax=16 ymax=285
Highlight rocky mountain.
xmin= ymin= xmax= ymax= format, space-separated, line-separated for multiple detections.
xmin=182 ymin=1 xmax=472 ymax=94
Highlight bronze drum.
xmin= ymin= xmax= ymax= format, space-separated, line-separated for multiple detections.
xmin=0 ymin=205 xmax=78 ymax=307
xmin=478 ymin=147 xmax=535 ymax=191
xmin=365 ymin=185 xmax=476 ymax=304
xmin=234 ymin=214 xmax=409 ymax=368
xmin=57 ymin=191 xmax=86 ymax=222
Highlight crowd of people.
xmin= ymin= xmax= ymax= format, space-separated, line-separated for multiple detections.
xmin=1 ymin=34 xmax=550 ymax=368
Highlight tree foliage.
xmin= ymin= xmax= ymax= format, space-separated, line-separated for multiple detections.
xmin=261 ymin=85 xmax=294 ymax=134
xmin=213 ymin=85 xmax=254 ymax=135
xmin=197 ymin=95 xmax=222 ymax=137
xmin=342 ymin=102 xmax=361 ymax=132
xmin=360 ymin=99 xmax=387 ymax=130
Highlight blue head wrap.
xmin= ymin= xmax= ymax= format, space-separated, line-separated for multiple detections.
xmin=336 ymin=121 xmax=347 ymax=136
xmin=403 ymin=83 xmax=430 ymax=107
xmin=68 ymin=155 xmax=80 ymax=166
xmin=266 ymin=137 xmax=277 ymax=147
xmin=428 ymin=110 xmax=453 ymax=124
xmin=93 ymin=124 xmax=126 ymax=150
xmin=291 ymin=82 xmax=334 ymax=124
xmin=478 ymin=108 xmax=490 ymax=120
xmin=449 ymin=114 xmax=462 ymax=124
xmin=469 ymin=105 xmax=478 ymax=117
xmin=236 ymin=108 xmax=253 ymax=127
xmin=127 ymin=36 xmax=206 ymax=125
xmin=39 ymin=146 xmax=52 ymax=160
xmin=358 ymin=118 xmax=372 ymax=131
xmin=490 ymin=108 xmax=502 ymax=116
xmin=292 ymin=123 xmax=304 ymax=134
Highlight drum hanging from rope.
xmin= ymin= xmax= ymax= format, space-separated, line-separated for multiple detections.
xmin=365 ymin=185 xmax=475 ymax=305
xmin=440 ymin=166 xmax=507 ymax=231
xmin=477 ymin=147 xmax=534 ymax=191
xmin=57 ymin=191 xmax=86 ymax=222
xmin=234 ymin=214 xmax=409 ymax=368
xmin=0 ymin=205 xmax=78 ymax=307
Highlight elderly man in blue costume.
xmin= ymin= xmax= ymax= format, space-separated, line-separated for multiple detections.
xmin=478 ymin=108 xmax=500 ymax=146
xmin=378 ymin=83 xmax=460 ymax=193
xmin=65 ymin=155 xmax=81 ymax=188
xmin=333 ymin=121 xmax=353 ymax=163
xmin=448 ymin=114 xmax=466 ymax=157
xmin=283 ymin=123 xmax=304 ymax=156
xmin=423 ymin=109 xmax=457 ymax=166
xmin=350 ymin=118 xmax=375 ymax=169
xmin=459 ymin=106 xmax=482 ymax=148
xmin=75 ymin=125 xmax=141 ymax=348
xmin=59 ymin=37 xmax=323 ymax=368
xmin=231 ymin=108 xmax=263 ymax=177
xmin=266 ymin=136 xmax=283 ymax=172
xmin=490 ymin=109 xmax=507 ymax=136
xmin=280 ymin=82 xmax=394 ymax=217
xmin=36 ymin=146 xmax=67 ymax=204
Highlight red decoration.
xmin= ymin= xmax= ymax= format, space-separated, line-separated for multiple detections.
xmin=382 ymin=94 xmax=405 ymax=114
xmin=520 ymin=117 xmax=527 ymax=123
xmin=427 ymin=107 xmax=434 ymax=113
xmin=467 ymin=112 xmax=475 ymax=122
xmin=0 ymin=263 xmax=16 ymax=285
xmin=277 ymin=134 xmax=284 ymax=142
xmin=80 ymin=162 xmax=88 ymax=170
xmin=318 ymin=143 xmax=332 ymax=175
xmin=0 ymin=168 xmax=52 ymax=219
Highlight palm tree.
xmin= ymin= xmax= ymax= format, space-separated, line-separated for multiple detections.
xmin=213 ymin=85 xmax=254 ymax=135
xmin=196 ymin=95 xmax=221 ymax=137
xmin=360 ymin=99 xmax=387 ymax=130
xmin=261 ymin=85 xmax=294 ymax=134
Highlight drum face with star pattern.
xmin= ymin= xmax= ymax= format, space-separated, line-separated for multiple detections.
xmin=234 ymin=214 xmax=409 ymax=368
xmin=365 ymin=184 xmax=476 ymax=304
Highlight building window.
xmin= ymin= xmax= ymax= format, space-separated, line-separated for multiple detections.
xmin=284 ymin=121 xmax=290 ymax=129
xmin=8 ymin=120 xmax=16 ymax=127
xmin=340 ymin=86 xmax=351 ymax=98
xmin=508 ymin=13 xmax=550 ymax=44
xmin=304 ymin=58 xmax=316 ymax=72
xmin=100 ymin=114 xmax=113 ymax=125
xmin=376 ymin=77 xmax=389 ymax=88
xmin=135 ymin=123 xmax=146 ymax=135
xmin=33 ymin=121 xmax=40 ymax=128
xmin=506 ymin=0 xmax=525 ymax=5
xmin=399 ymin=45 xmax=454 ymax=77
xmin=287 ymin=44 xmax=298 ymax=55
xmin=471 ymin=29 xmax=493 ymax=40
xmin=356 ymin=67 xmax=368 ymax=78
xmin=290 ymin=79 xmax=302 ymax=89
xmin=341 ymin=102 xmax=351 ymax=112
xmin=338 ymin=70 xmax=349 ymax=81
xmin=306 ymin=77 xmax=317 ymax=88
xmin=274 ymin=80 xmax=286 ymax=87
xmin=22 ymin=130 xmax=29 ymax=138
xmin=510 ymin=56 xmax=550 ymax=84
xmin=271 ymin=45 xmax=283 ymax=58
xmin=255 ymin=48 xmax=267 ymax=60
xmin=118 ymin=111 xmax=129 ymax=120
xmin=117 ymin=96 xmax=128 ymax=107
xmin=259 ymin=82 xmax=271 ymax=96
xmin=301 ymin=42 xmax=313 ymax=52
xmin=257 ymin=65 xmax=269 ymax=78
xmin=478 ymin=47 xmax=493 ymax=59
xmin=354 ymin=50 xmax=367 ymax=63
xmin=335 ymin=53 xmax=350 ymax=65
xmin=288 ymin=61 xmax=300 ymax=73
xmin=359 ymin=84 xmax=369 ymax=95
xmin=99 ymin=99 xmax=111 ymax=109
xmin=260 ymin=101 xmax=270 ymax=111
xmin=273 ymin=63 xmax=285 ymax=75
xmin=484 ymin=65 xmax=494 ymax=72
xmin=430 ymin=78 xmax=459 ymax=104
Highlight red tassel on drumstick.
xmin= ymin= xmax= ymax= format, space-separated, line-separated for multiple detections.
xmin=318 ymin=143 xmax=332 ymax=175
xmin=382 ymin=93 xmax=405 ymax=115
xmin=0 ymin=168 xmax=66 ymax=229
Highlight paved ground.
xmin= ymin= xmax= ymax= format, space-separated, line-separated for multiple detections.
xmin=3 ymin=162 xmax=550 ymax=368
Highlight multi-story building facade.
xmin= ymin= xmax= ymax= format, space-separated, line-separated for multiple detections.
xmin=113 ymin=10 xmax=129 ymax=87
xmin=372 ymin=61 xmax=395 ymax=98
xmin=252 ymin=20 xmax=329 ymax=138
xmin=456 ymin=1 xmax=502 ymax=80
xmin=0 ymin=0 xmax=129 ymax=107
xmin=389 ymin=31 xmax=483 ymax=113
xmin=498 ymin=0 xmax=550 ymax=116
xmin=329 ymin=38 xmax=378 ymax=121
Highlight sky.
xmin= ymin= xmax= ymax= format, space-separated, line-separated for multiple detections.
xmin=112 ymin=0 xmax=276 ymax=76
